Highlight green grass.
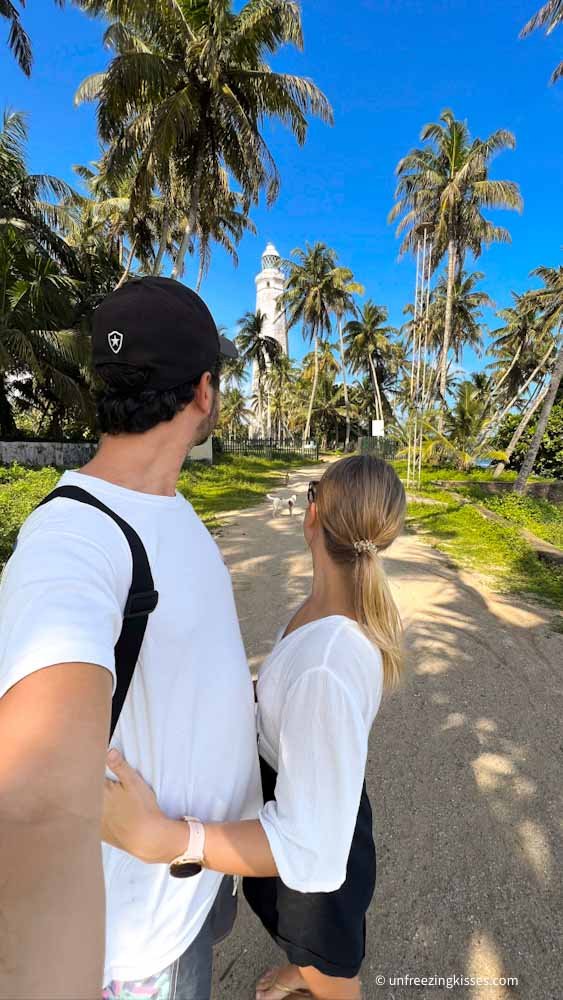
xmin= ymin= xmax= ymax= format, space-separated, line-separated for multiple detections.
xmin=406 ymin=494 xmax=563 ymax=606
xmin=455 ymin=488 xmax=563 ymax=549
xmin=0 ymin=454 xmax=313 ymax=568
xmin=391 ymin=459 xmax=547 ymax=485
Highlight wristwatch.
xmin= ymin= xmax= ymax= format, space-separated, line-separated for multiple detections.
xmin=169 ymin=817 xmax=206 ymax=879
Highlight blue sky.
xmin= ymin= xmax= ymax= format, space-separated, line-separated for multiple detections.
xmin=2 ymin=0 xmax=562 ymax=374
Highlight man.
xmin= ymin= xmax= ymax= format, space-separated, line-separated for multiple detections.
xmin=0 ymin=278 xmax=262 ymax=999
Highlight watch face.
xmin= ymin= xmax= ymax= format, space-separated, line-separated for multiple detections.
xmin=169 ymin=860 xmax=203 ymax=879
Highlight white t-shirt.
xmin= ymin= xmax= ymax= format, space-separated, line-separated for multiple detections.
xmin=0 ymin=470 xmax=262 ymax=984
xmin=257 ymin=616 xmax=383 ymax=893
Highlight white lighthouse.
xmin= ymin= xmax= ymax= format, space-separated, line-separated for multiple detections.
xmin=250 ymin=243 xmax=288 ymax=437
xmin=254 ymin=242 xmax=288 ymax=354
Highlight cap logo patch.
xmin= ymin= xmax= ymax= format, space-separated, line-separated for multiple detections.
xmin=108 ymin=330 xmax=123 ymax=355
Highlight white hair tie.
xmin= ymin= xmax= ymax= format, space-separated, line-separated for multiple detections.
xmin=353 ymin=539 xmax=378 ymax=555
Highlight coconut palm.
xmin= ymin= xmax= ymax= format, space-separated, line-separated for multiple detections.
xmin=281 ymin=243 xmax=339 ymax=441
xmin=419 ymin=380 xmax=505 ymax=470
xmin=389 ymin=109 xmax=522 ymax=407
xmin=237 ymin=311 xmax=280 ymax=437
xmin=219 ymin=388 xmax=252 ymax=438
xmin=428 ymin=270 xmax=492 ymax=363
xmin=74 ymin=0 xmax=333 ymax=282
xmin=329 ymin=266 xmax=364 ymax=450
xmin=520 ymin=0 xmax=563 ymax=83
xmin=514 ymin=265 xmax=563 ymax=492
xmin=487 ymin=292 xmax=553 ymax=402
xmin=1 ymin=0 xmax=63 ymax=76
xmin=0 ymin=109 xmax=76 ymax=269
xmin=344 ymin=301 xmax=398 ymax=426
xmin=266 ymin=353 xmax=297 ymax=441
xmin=0 ymin=227 xmax=90 ymax=436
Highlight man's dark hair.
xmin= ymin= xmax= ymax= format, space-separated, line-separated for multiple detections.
xmin=96 ymin=361 xmax=221 ymax=435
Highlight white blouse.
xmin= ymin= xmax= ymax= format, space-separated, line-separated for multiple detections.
xmin=257 ymin=615 xmax=383 ymax=893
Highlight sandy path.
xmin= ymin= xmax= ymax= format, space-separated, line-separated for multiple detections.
xmin=211 ymin=465 xmax=562 ymax=1000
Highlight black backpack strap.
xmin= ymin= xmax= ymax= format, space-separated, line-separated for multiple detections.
xmin=37 ymin=485 xmax=159 ymax=740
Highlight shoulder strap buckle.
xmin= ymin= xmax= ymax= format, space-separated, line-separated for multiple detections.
xmin=124 ymin=589 xmax=159 ymax=619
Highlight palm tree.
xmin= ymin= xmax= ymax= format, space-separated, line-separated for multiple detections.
xmin=419 ymin=380 xmax=505 ymax=471
xmin=219 ymin=388 xmax=252 ymax=438
xmin=389 ymin=109 xmax=522 ymax=407
xmin=330 ymin=266 xmax=364 ymax=451
xmin=267 ymin=353 xmax=297 ymax=441
xmin=281 ymin=243 xmax=339 ymax=441
xmin=0 ymin=227 xmax=90 ymax=436
xmin=237 ymin=311 xmax=280 ymax=437
xmin=520 ymin=0 xmax=563 ymax=83
xmin=74 ymin=0 xmax=333 ymax=282
xmin=428 ymin=270 xmax=492 ymax=364
xmin=514 ymin=265 xmax=563 ymax=493
xmin=344 ymin=301 xmax=397 ymax=427
xmin=488 ymin=292 xmax=552 ymax=402
xmin=0 ymin=110 xmax=76 ymax=269
xmin=1 ymin=0 xmax=63 ymax=76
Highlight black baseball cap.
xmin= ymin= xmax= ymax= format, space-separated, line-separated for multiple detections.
xmin=92 ymin=277 xmax=237 ymax=390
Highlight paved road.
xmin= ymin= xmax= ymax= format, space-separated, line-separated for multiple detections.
xmin=211 ymin=465 xmax=562 ymax=1000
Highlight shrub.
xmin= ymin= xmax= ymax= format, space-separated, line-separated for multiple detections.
xmin=495 ymin=402 xmax=563 ymax=479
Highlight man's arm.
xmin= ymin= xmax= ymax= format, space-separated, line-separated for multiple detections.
xmin=0 ymin=663 xmax=112 ymax=1000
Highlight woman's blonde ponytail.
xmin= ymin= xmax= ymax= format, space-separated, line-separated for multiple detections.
xmin=315 ymin=455 xmax=406 ymax=688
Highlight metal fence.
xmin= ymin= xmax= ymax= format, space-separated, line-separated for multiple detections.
xmin=357 ymin=437 xmax=399 ymax=461
xmin=215 ymin=436 xmax=319 ymax=461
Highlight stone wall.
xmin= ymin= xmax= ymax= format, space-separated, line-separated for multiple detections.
xmin=0 ymin=437 xmax=213 ymax=468
xmin=0 ymin=441 xmax=96 ymax=468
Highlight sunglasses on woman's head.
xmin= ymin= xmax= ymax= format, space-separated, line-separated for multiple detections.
xmin=307 ymin=481 xmax=319 ymax=504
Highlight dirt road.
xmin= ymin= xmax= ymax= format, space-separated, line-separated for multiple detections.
xmin=212 ymin=465 xmax=562 ymax=1000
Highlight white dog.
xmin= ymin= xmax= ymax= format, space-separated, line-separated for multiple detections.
xmin=266 ymin=494 xmax=283 ymax=517
xmin=266 ymin=494 xmax=298 ymax=517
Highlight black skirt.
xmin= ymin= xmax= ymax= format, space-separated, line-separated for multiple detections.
xmin=243 ymin=756 xmax=376 ymax=979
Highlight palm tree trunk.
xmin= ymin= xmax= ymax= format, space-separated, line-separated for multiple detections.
xmin=0 ymin=373 xmax=17 ymax=438
xmin=172 ymin=165 xmax=203 ymax=281
xmin=304 ymin=333 xmax=319 ymax=442
xmin=337 ymin=316 xmax=351 ymax=451
xmin=368 ymin=355 xmax=384 ymax=424
xmin=477 ymin=341 xmax=555 ymax=451
xmin=195 ymin=256 xmax=205 ymax=293
xmin=152 ymin=214 xmax=170 ymax=275
xmin=493 ymin=385 xmax=548 ymax=478
xmin=513 ymin=342 xmax=563 ymax=494
xmin=438 ymin=239 xmax=456 ymax=423
xmin=115 ymin=237 xmax=138 ymax=290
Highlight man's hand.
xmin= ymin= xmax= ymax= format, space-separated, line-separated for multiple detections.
xmin=104 ymin=750 xmax=184 ymax=864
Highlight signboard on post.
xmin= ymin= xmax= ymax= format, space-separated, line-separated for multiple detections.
xmin=371 ymin=419 xmax=385 ymax=438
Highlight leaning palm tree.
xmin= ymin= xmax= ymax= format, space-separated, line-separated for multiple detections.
xmin=389 ymin=109 xmax=522 ymax=407
xmin=344 ymin=301 xmax=397 ymax=426
xmin=237 ymin=311 xmax=280 ymax=437
xmin=520 ymin=0 xmax=563 ymax=83
xmin=74 ymin=0 xmax=333 ymax=282
xmin=281 ymin=243 xmax=340 ymax=441
xmin=514 ymin=265 xmax=563 ymax=493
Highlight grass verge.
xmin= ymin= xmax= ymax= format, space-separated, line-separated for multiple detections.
xmin=406 ymin=494 xmax=563 ymax=606
xmin=0 ymin=454 xmax=313 ymax=568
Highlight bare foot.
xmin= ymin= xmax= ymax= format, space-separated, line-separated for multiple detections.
xmin=255 ymin=964 xmax=311 ymax=999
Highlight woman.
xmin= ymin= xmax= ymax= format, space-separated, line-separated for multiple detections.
xmin=103 ymin=455 xmax=406 ymax=1000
